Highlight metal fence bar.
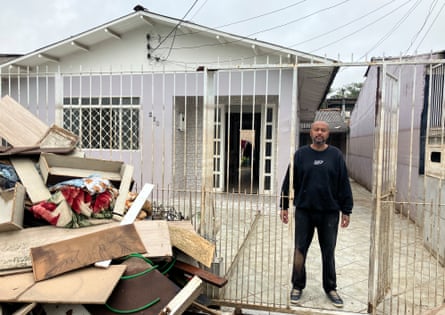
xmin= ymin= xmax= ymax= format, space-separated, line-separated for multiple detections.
xmin=3 ymin=59 xmax=445 ymax=314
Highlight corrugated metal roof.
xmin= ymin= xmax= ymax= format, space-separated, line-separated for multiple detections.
xmin=301 ymin=109 xmax=349 ymax=133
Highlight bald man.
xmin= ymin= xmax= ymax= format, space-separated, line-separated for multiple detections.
xmin=280 ymin=120 xmax=353 ymax=308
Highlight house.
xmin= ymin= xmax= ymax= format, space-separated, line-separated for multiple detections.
xmin=0 ymin=6 xmax=338 ymax=195
xmin=348 ymin=51 xmax=445 ymax=263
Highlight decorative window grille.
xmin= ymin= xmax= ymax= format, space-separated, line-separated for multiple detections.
xmin=425 ymin=64 xmax=445 ymax=177
xmin=62 ymin=96 xmax=140 ymax=150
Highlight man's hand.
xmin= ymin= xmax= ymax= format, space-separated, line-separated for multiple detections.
xmin=341 ymin=213 xmax=350 ymax=228
xmin=280 ymin=210 xmax=289 ymax=224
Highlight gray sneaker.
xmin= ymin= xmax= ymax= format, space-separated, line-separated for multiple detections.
xmin=290 ymin=288 xmax=302 ymax=304
xmin=326 ymin=290 xmax=344 ymax=307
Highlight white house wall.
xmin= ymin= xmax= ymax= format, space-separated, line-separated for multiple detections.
xmin=348 ymin=67 xmax=378 ymax=190
xmin=40 ymin=23 xmax=285 ymax=74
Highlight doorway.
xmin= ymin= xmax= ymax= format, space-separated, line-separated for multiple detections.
xmin=225 ymin=112 xmax=261 ymax=193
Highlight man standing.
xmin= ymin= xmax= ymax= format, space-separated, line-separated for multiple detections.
xmin=280 ymin=120 xmax=353 ymax=308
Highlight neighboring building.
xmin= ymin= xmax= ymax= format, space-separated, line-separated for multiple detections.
xmin=300 ymin=108 xmax=349 ymax=155
xmin=348 ymin=51 xmax=445 ymax=262
xmin=0 ymin=7 xmax=338 ymax=195
xmin=324 ymin=97 xmax=356 ymax=119
xmin=0 ymin=54 xmax=22 ymax=65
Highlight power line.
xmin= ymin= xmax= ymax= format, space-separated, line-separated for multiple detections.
xmin=246 ymin=0 xmax=351 ymax=38
xmin=414 ymin=0 xmax=445 ymax=52
xmin=359 ymin=0 xmax=423 ymax=58
xmin=189 ymin=0 xmax=210 ymax=21
xmin=214 ymin=0 xmax=307 ymax=29
xmin=404 ymin=0 xmax=440 ymax=55
xmin=288 ymin=0 xmax=395 ymax=48
xmin=164 ymin=0 xmax=352 ymax=51
xmin=167 ymin=0 xmax=309 ymax=39
xmin=306 ymin=0 xmax=413 ymax=57
xmin=151 ymin=0 xmax=199 ymax=55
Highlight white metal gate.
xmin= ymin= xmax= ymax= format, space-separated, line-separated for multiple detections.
xmin=1 ymin=58 xmax=445 ymax=314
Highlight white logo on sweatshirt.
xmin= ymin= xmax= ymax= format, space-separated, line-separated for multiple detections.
xmin=314 ymin=160 xmax=324 ymax=165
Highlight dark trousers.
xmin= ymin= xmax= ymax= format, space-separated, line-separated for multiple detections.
xmin=291 ymin=208 xmax=340 ymax=293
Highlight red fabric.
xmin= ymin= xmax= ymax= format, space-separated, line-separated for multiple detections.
xmin=30 ymin=201 xmax=60 ymax=225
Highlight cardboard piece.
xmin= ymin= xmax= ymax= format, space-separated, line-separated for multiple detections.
xmin=0 ymin=183 xmax=25 ymax=232
xmin=30 ymin=224 xmax=146 ymax=281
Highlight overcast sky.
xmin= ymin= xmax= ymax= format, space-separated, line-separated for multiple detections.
xmin=1 ymin=0 xmax=444 ymax=89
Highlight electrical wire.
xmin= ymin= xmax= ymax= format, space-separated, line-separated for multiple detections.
xmin=214 ymin=0 xmax=307 ymax=29
xmin=160 ymin=0 xmax=352 ymax=52
xmin=247 ymin=0 xmax=352 ymax=38
xmin=189 ymin=0 xmax=210 ymax=21
xmin=359 ymin=0 xmax=423 ymax=58
xmin=306 ymin=0 xmax=413 ymax=56
xmin=414 ymin=0 xmax=445 ymax=52
xmin=151 ymin=0 xmax=199 ymax=55
xmin=154 ymin=0 xmax=441 ymax=64
xmin=288 ymin=0 xmax=395 ymax=48
xmin=404 ymin=0 xmax=440 ymax=55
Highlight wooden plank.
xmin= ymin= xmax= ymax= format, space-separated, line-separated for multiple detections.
xmin=0 ymin=183 xmax=25 ymax=232
xmin=0 ymin=272 xmax=35 ymax=301
xmin=85 ymin=259 xmax=180 ymax=315
xmin=17 ymin=265 xmax=126 ymax=304
xmin=0 ymin=220 xmax=171 ymax=271
xmin=12 ymin=302 xmax=37 ymax=315
xmin=173 ymin=260 xmax=227 ymax=288
xmin=0 ymin=95 xmax=48 ymax=146
xmin=113 ymin=163 xmax=134 ymax=216
xmin=169 ymin=225 xmax=215 ymax=268
xmin=160 ymin=276 xmax=203 ymax=315
xmin=31 ymin=224 xmax=145 ymax=281
xmin=10 ymin=157 xmax=51 ymax=203
xmin=134 ymin=220 xmax=172 ymax=257
xmin=39 ymin=152 xmax=125 ymax=185
xmin=95 ymin=183 xmax=154 ymax=268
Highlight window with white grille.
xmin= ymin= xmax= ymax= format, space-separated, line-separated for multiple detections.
xmin=62 ymin=97 xmax=140 ymax=150
xmin=424 ymin=64 xmax=445 ymax=177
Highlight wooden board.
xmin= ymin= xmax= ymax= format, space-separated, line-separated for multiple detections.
xmin=134 ymin=220 xmax=172 ymax=257
xmin=159 ymin=276 xmax=203 ymax=315
xmin=0 ymin=95 xmax=48 ymax=146
xmin=0 ymin=183 xmax=25 ymax=232
xmin=31 ymin=224 xmax=145 ymax=281
xmin=17 ymin=265 xmax=126 ymax=304
xmin=95 ymin=183 xmax=155 ymax=268
xmin=10 ymin=157 xmax=51 ymax=203
xmin=0 ymin=272 xmax=35 ymax=301
xmin=173 ymin=260 xmax=227 ymax=288
xmin=0 ymin=220 xmax=172 ymax=271
xmin=113 ymin=163 xmax=134 ymax=216
xmin=85 ymin=259 xmax=180 ymax=315
xmin=168 ymin=225 xmax=215 ymax=268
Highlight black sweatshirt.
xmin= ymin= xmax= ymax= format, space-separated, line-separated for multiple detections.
xmin=280 ymin=145 xmax=353 ymax=215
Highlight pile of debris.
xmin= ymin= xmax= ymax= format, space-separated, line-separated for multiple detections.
xmin=0 ymin=95 xmax=227 ymax=315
